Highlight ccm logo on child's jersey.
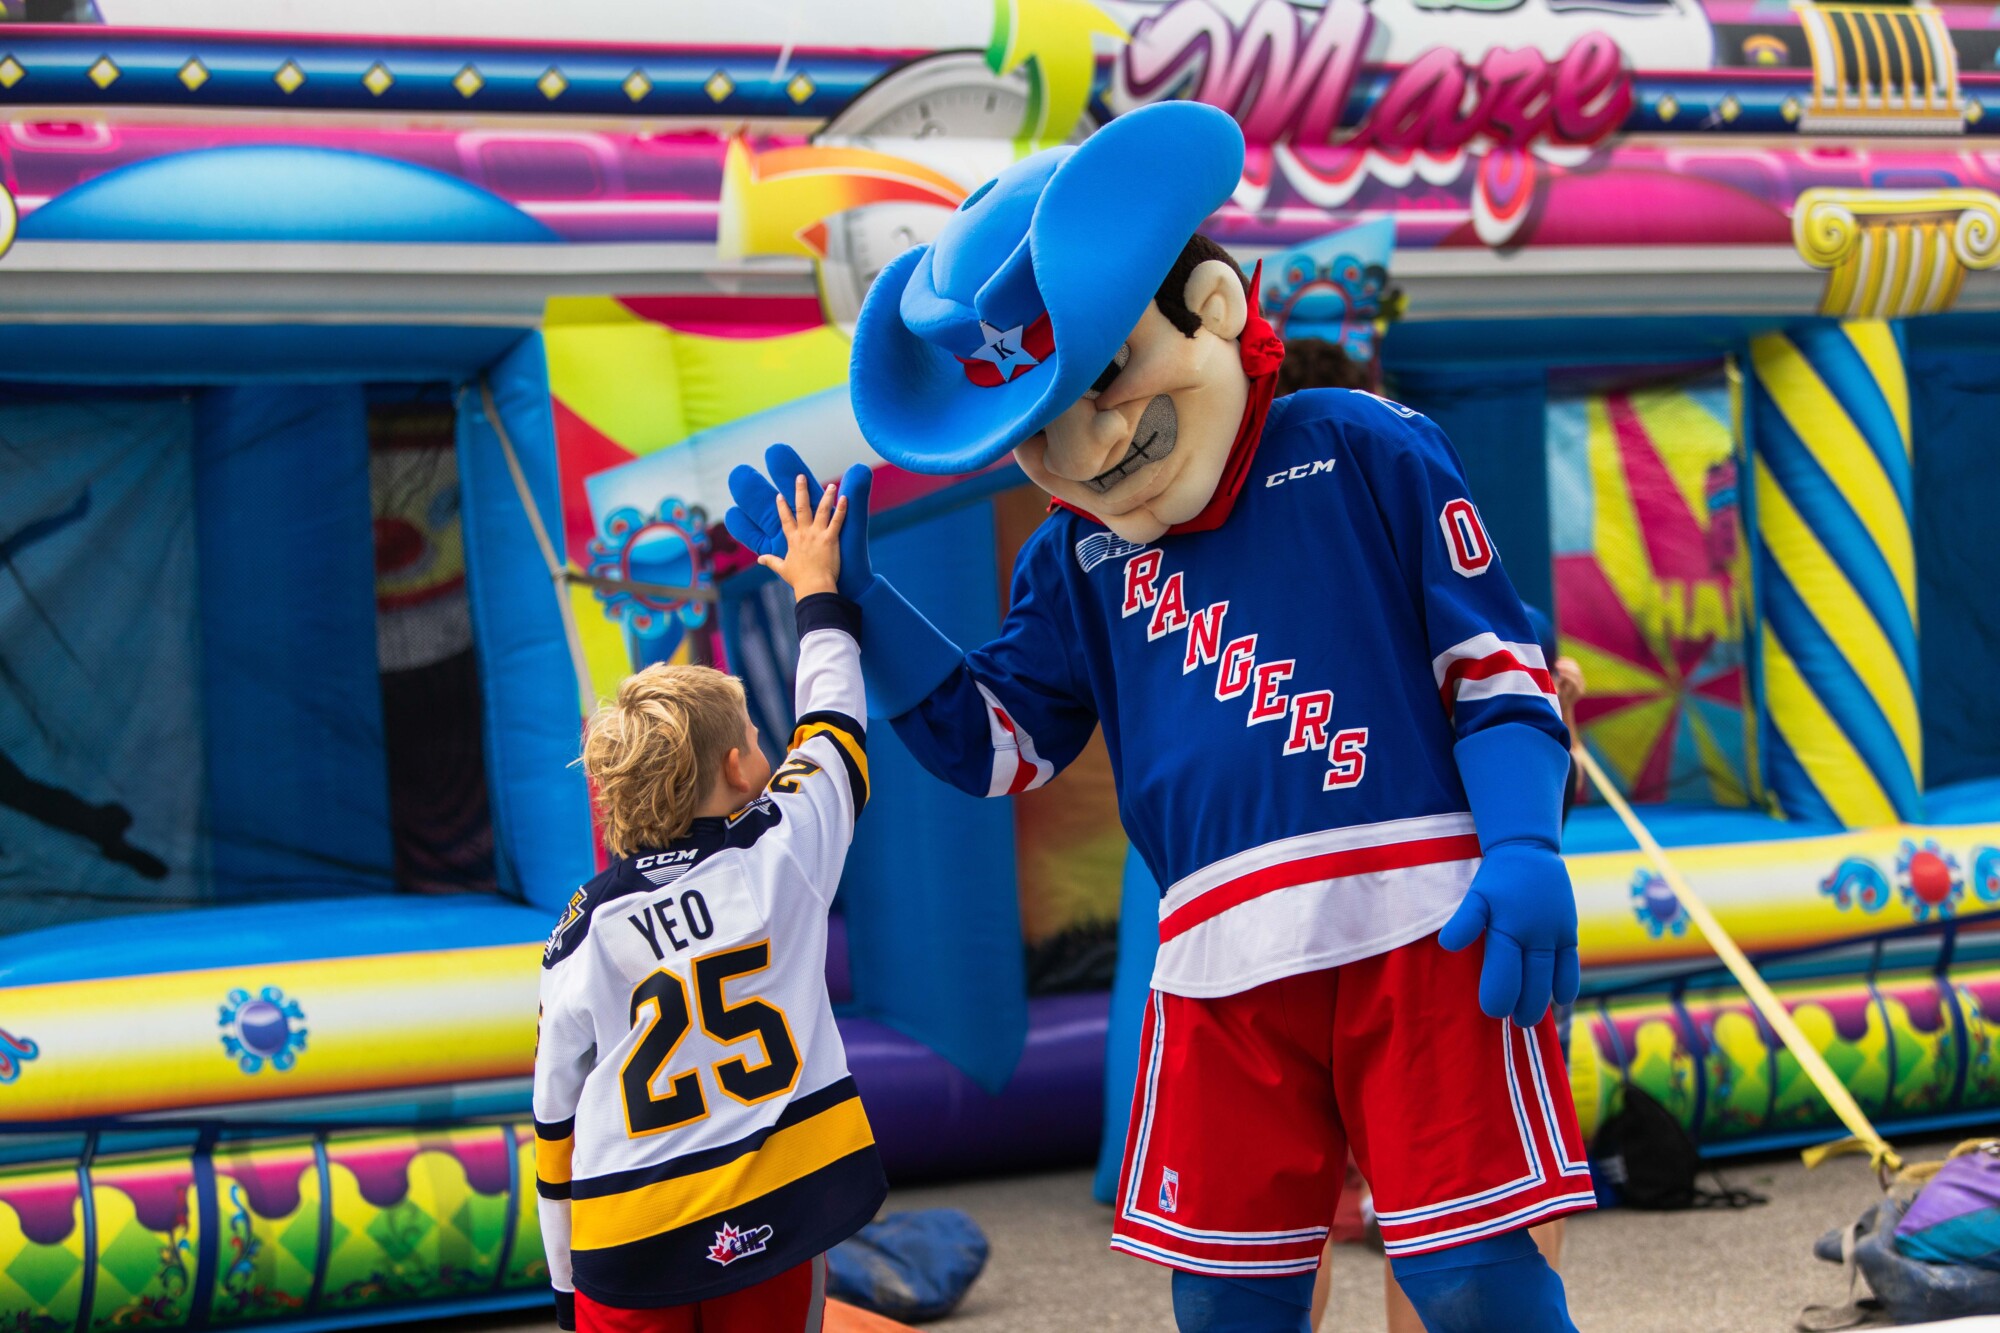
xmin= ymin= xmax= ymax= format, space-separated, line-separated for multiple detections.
xmin=1265 ymin=457 xmax=1335 ymax=488
xmin=1120 ymin=550 xmax=1369 ymax=792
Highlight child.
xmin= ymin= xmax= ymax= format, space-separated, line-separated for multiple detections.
xmin=534 ymin=477 xmax=884 ymax=1333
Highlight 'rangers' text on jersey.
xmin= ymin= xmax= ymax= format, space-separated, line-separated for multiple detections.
xmin=891 ymin=389 xmax=1569 ymax=998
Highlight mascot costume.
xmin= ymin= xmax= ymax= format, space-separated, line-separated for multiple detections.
xmin=727 ymin=102 xmax=1590 ymax=1333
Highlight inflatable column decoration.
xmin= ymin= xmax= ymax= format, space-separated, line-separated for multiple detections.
xmin=1746 ymin=321 xmax=1920 ymax=828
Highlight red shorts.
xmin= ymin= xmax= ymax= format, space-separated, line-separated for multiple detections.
xmin=1111 ymin=931 xmax=1593 ymax=1274
xmin=574 ymin=1256 xmax=825 ymax=1333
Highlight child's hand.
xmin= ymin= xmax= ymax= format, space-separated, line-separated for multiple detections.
xmin=756 ymin=473 xmax=847 ymax=599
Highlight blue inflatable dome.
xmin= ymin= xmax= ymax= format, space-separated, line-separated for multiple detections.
xmin=19 ymin=145 xmax=557 ymax=243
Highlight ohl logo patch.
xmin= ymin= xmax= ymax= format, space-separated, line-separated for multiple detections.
xmin=708 ymin=1221 xmax=774 ymax=1266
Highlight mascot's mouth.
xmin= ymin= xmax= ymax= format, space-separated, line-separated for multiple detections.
xmin=1084 ymin=395 xmax=1178 ymax=495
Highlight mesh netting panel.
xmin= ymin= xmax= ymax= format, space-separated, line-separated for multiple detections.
xmin=0 ymin=392 xmax=207 ymax=935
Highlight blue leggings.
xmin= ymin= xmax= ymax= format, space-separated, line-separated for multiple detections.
xmin=1170 ymin=1232 xmax=1576 ymax=1333
xmin=1170 ymin=1271 xmax=1314 ymax=1333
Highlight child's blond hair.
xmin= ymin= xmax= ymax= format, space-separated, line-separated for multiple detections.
xmin=582 ymin=664 xmax=747 ymax=855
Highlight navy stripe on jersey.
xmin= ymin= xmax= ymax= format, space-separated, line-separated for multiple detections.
xmin=791 ymin=709 xmax=868 ymax=814
xmin=571 ymin=1077 xmax=860 ymax=1201
xmin=794 ymin=591 xmax=860 ymax=640
xmin=542 ymin=803 xmax=787 ymax=968
xmin=571 ymin=1145 xmax=885 ymax=1309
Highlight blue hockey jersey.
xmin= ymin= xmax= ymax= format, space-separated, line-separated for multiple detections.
xmin=892 ymin=388 xmax=1568 ymax=998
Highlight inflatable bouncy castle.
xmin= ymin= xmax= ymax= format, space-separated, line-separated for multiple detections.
xmin=4 ymin=0 xmax=2000 ymax=1325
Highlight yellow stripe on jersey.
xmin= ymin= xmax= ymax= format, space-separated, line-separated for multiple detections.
xmin=790 ymin=719 xmax=869 ymax=805
xmin=571 ymin=1095 xmax=875 ymax=1250
xmin=536 ymin=1129 xmax=574 ymax=1187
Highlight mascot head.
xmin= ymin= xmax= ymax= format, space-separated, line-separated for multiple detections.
xmin=849 ymin=102 xmax=1279 ymax=545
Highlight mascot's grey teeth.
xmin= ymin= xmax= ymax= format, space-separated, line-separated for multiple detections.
xmin=1085 ymin=395 xmax=1178 ymax=494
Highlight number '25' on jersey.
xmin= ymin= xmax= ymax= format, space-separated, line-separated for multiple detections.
xmin=532 ymin=594 xmax=885 ymax=1309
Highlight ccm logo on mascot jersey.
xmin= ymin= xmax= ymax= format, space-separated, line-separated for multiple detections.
xmin=1120 ymin=550 xmax=1368 ymax=793
xmin=1265 ymin=457 xmax=1336 ymax=488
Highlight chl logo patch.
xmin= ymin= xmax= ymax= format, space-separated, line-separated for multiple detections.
xmin=1159 ymin=1167 xmax=1181 ymax=1214
xmin=707 ymin=1221 xmax=774 ymax=1266
xmin=1075 ymin=530 xmax=1148 ymax=574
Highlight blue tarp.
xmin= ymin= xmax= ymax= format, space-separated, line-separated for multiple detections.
xmin=841 ymin=502 xmax=1029 ymax=1093
xmin=1908 ymin=351 xmax=2000 ymax=797
xmin=1394 ymin=366 xmax=1555 ymax=613
xmin=195 ymin=385 xmax=392 ymax=903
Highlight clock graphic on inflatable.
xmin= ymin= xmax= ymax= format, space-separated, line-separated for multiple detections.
xmin=812 ymin=51 xmax=1099 ymax=328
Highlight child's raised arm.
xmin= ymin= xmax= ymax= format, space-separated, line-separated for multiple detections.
xmin=750 ymin=469 xmax=868 ymax=897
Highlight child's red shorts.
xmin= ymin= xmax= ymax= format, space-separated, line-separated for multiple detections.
xmin=574 ymin=1255 xmax=825 ymax=1333
xmin=1111 ymin=931 xmax=1594 ymax=1275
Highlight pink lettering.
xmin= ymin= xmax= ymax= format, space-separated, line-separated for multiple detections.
xmin=1551 ymin=32 xmax=1631 ymax=143
xmin=1122 ymin=550 xmax=1163 ymax=616
xmin=1248 ymin=660 xmax=1295 ymax=726
xmin=1215 ymin=635 xmax=1258 ymax=701
xmin=1325 ymin=727 xmax=1369 ymax=790
xmin=1366 ymin=47 xmax=1474 ymax=158
xmin=1123 ymin=0 xmax=1371 ymax=148
xmin=1283 ymin=690 xmax=1335 ymax=756
xmin=1148 ymin=572 xmax=1191 ymax=641
xmin=1183 ymin=601 xmax=1230 ymax=675
xmin=1121 ymin=0 xmax=1630 ymax=164
xmin=1478 ymin=46 xmax=1554 ymax=146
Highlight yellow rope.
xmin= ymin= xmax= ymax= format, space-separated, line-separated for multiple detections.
xmin=1573 ymin=746 xmax=1902 ymax=1176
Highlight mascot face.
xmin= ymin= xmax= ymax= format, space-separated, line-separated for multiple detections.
xmin=1013 ymin=259 xmax=1251 ymax=545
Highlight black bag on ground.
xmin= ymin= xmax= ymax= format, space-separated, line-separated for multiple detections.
xmin=1591 ymin=1085 xmax=1766 ymax=1210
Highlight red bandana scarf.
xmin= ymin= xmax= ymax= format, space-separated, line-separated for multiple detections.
xmin=1049 ymin=260 xmax=1286 ymax=535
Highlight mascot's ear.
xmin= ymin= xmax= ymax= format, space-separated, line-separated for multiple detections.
xmin=1185 ymin=259 xmax=1249 ymax=342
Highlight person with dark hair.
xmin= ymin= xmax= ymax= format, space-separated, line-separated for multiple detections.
xmin=1275 ymin=337 xmax=1376 ymax=398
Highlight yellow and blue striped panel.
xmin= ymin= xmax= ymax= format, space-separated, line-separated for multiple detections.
xmin=1746 ymin=321 xmax=1920 ymax=828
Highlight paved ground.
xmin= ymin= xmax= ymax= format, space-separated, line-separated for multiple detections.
xmin=412 ymin=1138 xmax=1966 ymax=1332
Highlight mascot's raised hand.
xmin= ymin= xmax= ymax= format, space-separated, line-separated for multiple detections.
xmin=725 ymin=444 xmax=874 ymax=602
xmin=726 ymin=443 xmax=961 ymax=720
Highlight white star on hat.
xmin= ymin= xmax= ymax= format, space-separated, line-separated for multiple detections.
xmin=969 ymin=320 xmax=1038 ymax=371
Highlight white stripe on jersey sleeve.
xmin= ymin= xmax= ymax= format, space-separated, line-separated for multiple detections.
xmin=795 ymin=626 xmax=866 ymax=724
xmin=974 ymin=681 xmax=1055 ymax=798
xmin=1429 ymin=632 xmax=1549 ymax=688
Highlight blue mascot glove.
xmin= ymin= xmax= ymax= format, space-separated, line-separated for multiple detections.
xmin=724 ymin=444 xmax=961 ymax=719
xmin=1437 ymin=724 xmax=1580 ymax=1028
xmin=725 ymin=443 xmax=872 ymax=600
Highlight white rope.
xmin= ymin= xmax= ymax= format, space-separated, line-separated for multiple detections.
xmin=476 ymin=374 xmax=597 ymax=718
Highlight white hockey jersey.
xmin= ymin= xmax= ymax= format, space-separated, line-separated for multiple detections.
xmin=533 ymin=593 xmax=885 ymax=1308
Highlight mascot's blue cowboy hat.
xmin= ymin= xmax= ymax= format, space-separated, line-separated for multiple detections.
xmin=850 ymin=100 xmax=1246 ymax=477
